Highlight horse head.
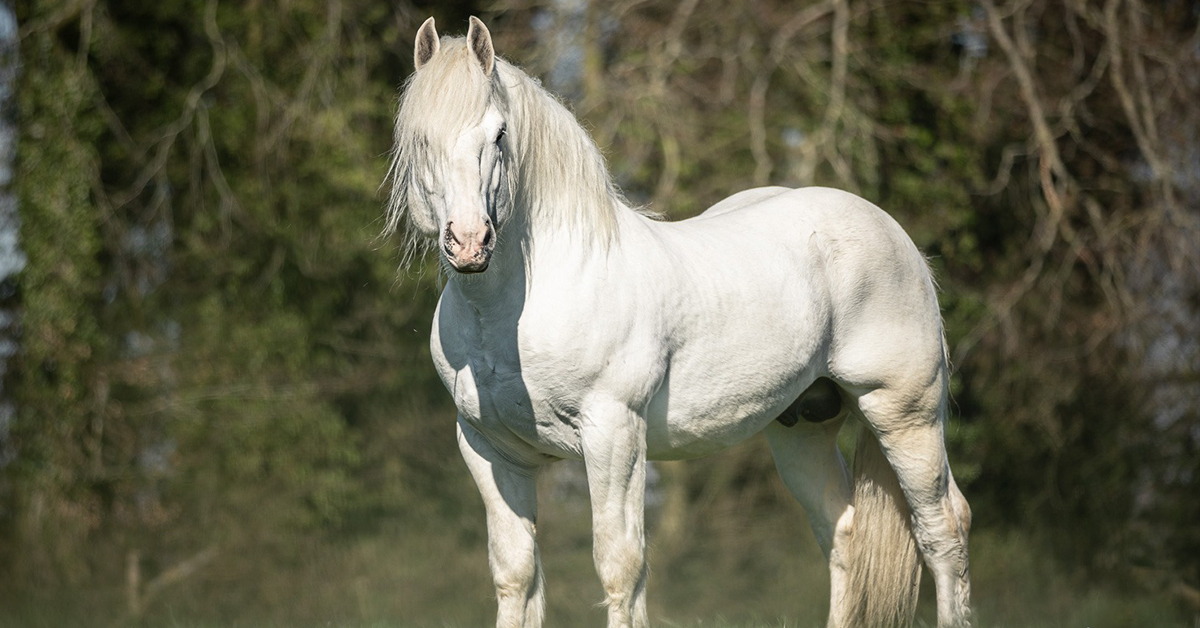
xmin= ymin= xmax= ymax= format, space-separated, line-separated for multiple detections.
xmin=390 ymin=17 xmax=514 ymax=274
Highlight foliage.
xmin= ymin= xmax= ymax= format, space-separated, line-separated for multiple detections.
xmin=3 ymin=0 xmax=1198 ymax=624
xmin=6 ymin=0 xmax=460 ymax=614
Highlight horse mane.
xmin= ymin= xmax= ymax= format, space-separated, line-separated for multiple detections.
xmin=384 ymin=37 xmax=629 ymax=266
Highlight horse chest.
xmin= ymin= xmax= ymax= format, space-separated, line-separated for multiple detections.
xmin=433 ymin=317 xmax=583 ymax=461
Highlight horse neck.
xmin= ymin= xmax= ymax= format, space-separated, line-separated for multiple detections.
xmin=449 ymin=216 xmax=529 ymax=312
xmin=505 ymin=69 xmax=625 ymax=252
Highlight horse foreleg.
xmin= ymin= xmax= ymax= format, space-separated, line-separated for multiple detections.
xmin=763 ymin=419 xmax=856 ymax=628
xmin=581 ymin=402 xmax=649 ymax=628
xmin=457 ymin=418 xmax=545 ymax=628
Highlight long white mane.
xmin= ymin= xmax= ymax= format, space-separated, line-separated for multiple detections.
xmin=384 ymin=38 xmax=629 ymax=264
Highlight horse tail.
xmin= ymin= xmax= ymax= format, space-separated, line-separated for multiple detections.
xmin=842 ymin=422 xmax=922 ymax=628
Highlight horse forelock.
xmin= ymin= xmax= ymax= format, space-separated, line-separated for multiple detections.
xmin=386 ymin=39 xmax=500 ymax=233
xmin=385 ymin=37 xmax=629 ymax=271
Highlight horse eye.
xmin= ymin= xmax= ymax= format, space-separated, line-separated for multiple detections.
xmin=495 ymin=126 xmax=506 ymax=145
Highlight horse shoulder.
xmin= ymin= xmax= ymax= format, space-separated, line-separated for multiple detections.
xmin=517 ymin=269 xmax=670 ymax=407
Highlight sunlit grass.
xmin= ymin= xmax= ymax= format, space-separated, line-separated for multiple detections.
xmin=1 ymin=452 xmax=1193 ymax=628
xmin=3 ymin=527 xmax=1190 ymax=628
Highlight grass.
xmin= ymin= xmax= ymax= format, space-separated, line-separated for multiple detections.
xmin=3 ymin=527 xmax=1191 ymax=628
xmin=1 ymin=455 xmax=1194 ymax=627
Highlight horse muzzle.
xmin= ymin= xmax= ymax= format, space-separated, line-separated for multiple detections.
xmin=442 ymin=220 xmax=495 ymax=273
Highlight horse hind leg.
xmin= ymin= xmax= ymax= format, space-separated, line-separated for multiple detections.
xmin=763 ymin=398 xmax=856 ymax=628
xmin=853 ymin=382 xmax=972 ymax=628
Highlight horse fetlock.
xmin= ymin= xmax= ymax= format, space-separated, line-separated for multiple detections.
xmin=603 ymin=587 xmax=649 ymax=628
xmin=597 ymin=553 xmax=646 ymax=597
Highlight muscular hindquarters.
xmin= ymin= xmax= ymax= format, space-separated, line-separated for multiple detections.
xmin=807 ymin=192 xmax=946 ymax=399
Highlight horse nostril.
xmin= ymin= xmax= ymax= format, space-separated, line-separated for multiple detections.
xmin=482 ymin=228 xmax=493 ymax=247
xmin=443 ymin=222 xmax=461 ymax=248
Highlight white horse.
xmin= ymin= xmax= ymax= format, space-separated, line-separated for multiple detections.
xmin=386 ymin=16 xmax=972 ymax=628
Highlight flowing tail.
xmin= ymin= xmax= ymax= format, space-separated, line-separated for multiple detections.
xmin=842 ymin=423 xmax=922 ymax=628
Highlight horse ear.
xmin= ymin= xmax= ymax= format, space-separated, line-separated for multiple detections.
xmin=414 ymin=17 xmax=439 ymax=70
xmin=467 ymin=16 xmax=495 ymax=77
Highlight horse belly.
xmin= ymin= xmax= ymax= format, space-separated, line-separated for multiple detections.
xmin=637 ymin=252 xmax=831 ymax=460
xmin=642 ymin=347 xmax=818 ymax=460
xmin=643 ymin=380 xmax=793 ymax=460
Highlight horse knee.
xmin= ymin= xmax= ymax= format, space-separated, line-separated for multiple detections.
xmin=491 ymin=533 xmax=540 ymax=598
xmin=494 ymin=565 xmax=537 ymax=600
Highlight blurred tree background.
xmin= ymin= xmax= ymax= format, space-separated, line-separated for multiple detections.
xmin=1 ymin=0 xmax=1197 ymax=626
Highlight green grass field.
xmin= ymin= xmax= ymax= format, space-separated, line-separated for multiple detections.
xmin=1 ymin=448 xmax=1191 ymax=628
xmin=1 ymin=521 xmax=1191 ymax=628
